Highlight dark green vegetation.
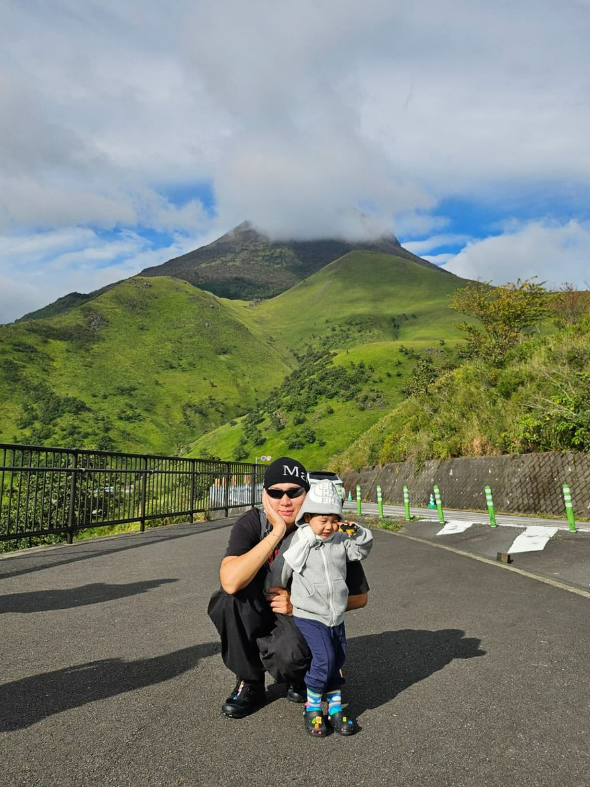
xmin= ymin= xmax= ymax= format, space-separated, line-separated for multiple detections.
xmin=0 ymin=277 xmax=289 ymax=454
xmin=335 ymin=283 xmax=590 ymax=471
xmin=139 ymin=221 xmax=449 ymax=300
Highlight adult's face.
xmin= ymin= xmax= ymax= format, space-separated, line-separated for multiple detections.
xmin=266 ymin=483 xmax=307 ymax=528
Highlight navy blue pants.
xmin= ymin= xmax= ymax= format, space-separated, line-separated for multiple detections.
xmin=293 ymin=617 xmax=347 ymax=694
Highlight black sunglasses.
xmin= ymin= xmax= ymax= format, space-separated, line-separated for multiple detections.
xmin=265 ymin=487 xmax=306 ymax=500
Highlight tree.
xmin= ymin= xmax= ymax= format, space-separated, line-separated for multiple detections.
xmin=403 ymin=358 xmax=439 ymax=396
xmin=551 ymin=283 xmax=590 ymax=327
xmin=450 ymin=278 xmax=550 ymax=364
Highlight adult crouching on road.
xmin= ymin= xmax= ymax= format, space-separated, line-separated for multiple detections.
xmin=207 ymin=456 xmax=370 ymax=719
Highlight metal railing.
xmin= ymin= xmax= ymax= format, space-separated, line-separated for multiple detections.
xmin=0 ymin=443 xmax=264 ymax=549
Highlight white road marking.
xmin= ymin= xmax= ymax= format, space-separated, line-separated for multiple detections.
xmin=437 ymin=521 xmax=475 ymax=535
xmin=507 ymin=526 xmax=559 ymax=554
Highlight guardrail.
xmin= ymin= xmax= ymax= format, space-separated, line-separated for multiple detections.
xmin=0 ymin=443 xmax=264 ymax=549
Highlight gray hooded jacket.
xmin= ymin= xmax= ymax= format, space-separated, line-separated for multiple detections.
xmin=265 ymin=481 xmax=373 ymax=627
xmin=266 ymin=524 xmax=372 ymax=627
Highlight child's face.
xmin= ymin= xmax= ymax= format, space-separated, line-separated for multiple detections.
xmin=305 ymin=513 xmax=341 ymax=539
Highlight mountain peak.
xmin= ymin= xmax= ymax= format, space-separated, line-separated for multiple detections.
xmin=139 ymin=222 xmax=442 ymax=300
xmin=16 ymin=222 xmax=452 ymax=323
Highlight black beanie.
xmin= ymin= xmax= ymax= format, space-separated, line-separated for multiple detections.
xmin=263 ymin=456 xmax=310 ymax=491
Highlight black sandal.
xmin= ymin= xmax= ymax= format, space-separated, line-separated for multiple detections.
xmin=327 ymin=711 xmax=357 ymax=736
xmin=304 ymin=709 xmax=328 ymax=737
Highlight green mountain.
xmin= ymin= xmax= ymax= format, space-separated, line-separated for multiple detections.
xmin=16 ymin=222 xmax=444 ymax=324
xmin=0 ymin=277 xmax=290 ymax=454
xmin=139 ymin=221 xmax=449 ymax=300
xmin=187 ymin=250 xmax=468 ymax=466
xmin=1 ymin=233 xmax=472 ymax=467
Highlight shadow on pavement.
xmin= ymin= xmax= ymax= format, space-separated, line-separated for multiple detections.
xmin=0 ymin=642 xmax=220 ymax=732
xmin=0 ymin=578 xmax=178 ymax=614
xmin=346 ymin=628 xmax=486 ymax=716
xmin=0 ymin=520 xmax=233 ymax=581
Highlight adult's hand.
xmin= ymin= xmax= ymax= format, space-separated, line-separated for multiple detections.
xmin=266 ymin=586 xmax=293 ymax=615
xmin=262 ymin=489 xmax=287 ymax=541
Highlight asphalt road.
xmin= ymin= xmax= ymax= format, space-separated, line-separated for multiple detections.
xmin=2 ymin=519 xmax=590 ymax=787
xmin=343 ymin=501 xmax=590 ymax=530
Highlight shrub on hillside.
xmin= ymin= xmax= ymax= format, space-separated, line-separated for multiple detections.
xmin=336 ymin=315 xmax=590 ymax=470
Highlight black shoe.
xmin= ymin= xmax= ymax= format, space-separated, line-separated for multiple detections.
xmin=304 ymin=709 xmax=328 ymax=738
xmin=221 ymin=680 xmax=265 ymax=719
xmin=286 ymin=683 xmax=306 ymax=703
xmin=326 ymin=710 xmax=357 ymax=736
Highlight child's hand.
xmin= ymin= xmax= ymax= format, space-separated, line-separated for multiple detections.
xmin=339 ymin=520 xmax=359 ymax=537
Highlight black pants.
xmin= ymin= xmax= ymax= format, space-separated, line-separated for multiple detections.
xmin=207 ymin=584 xmax=311 ymax=684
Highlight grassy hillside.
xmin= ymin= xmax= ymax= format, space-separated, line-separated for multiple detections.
xmin=0 ymin=277 xmax=290 ymax=454
xmin=188 ymin=252 xmax=468 ymax=466
xmin=248 ymin=251 xmax=466 ymax=351
xmin=187 ymin=340 xmax=458 ymax=467
xmin=334 ymin=315 xmax=590 ymax=471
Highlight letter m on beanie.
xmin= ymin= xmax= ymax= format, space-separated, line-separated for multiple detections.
xmin=283 ymin=464 xmax=306 ymax=483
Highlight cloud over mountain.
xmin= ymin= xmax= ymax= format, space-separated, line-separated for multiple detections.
xmin=0 ymin=0 xmax=589 ymax=319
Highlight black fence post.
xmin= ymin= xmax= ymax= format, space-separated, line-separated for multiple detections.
xmin=140 ymin=456 xmax=148 ymax=532
xmin=66 ymin=450 xmax=78 ymax=544
xmin=189 ymin=461 xmax=196 ymax=523
xmin=224 ymin=464 xmax=230 ymax=517
xmin=250 ymin=463 xmax=256 ymax=509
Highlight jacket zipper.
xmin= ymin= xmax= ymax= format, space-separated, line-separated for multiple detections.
xmin=319 ymin=546 xmax=337 ymax=626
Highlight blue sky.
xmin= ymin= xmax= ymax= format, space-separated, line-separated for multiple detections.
xmin=1 ymin=0 xmax=589 ymax=322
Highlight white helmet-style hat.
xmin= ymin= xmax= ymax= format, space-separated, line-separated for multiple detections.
xmin=295 ymin=480 xmax=343 ymax=526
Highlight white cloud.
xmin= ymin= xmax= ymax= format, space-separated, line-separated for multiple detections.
xmin=403 ymin=235 xmax=473 ymax=255
xmin=2 ymin=0 xmax=588 ymax=237
xmin=0 ymin=228 xmax=201 ymax=323
xmin=423 ymin=253 xmax=455 ymax=265
xmin=0 ymin=0 xmax=589 ymax=306
xmin=442 ymin=220 xmax=590 ymax=289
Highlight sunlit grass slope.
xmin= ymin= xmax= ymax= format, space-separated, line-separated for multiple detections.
xmin=188 ymin=339 xmax=460 ymax=468
xmin=187 ymin=341 xmax=422 ymax=466
xmin=248 ymin=251 xmax=467 ymax=350
xmin=0 ymin=277 xmax=289 ymax=454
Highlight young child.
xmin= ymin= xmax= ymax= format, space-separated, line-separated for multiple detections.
xmin=266 ymin=480 xmax=373 ymax=737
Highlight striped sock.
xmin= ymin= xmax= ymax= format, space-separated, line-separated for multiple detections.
xmin=325 ymin=689 xmax=342 ymax=716
xmin=306 ymin=688 xmax=322 ymax=713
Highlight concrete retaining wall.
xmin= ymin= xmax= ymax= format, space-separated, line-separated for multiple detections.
xmin=340 ymin=451 xmax=590 ymax=517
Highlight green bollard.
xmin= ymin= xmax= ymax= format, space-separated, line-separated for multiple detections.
xmin=563 ymin=484 xmax=576 ymax=532
xmin=377 ymin=485 xmax=383 ymax=518
xmin=485 ymin=485 xmax=497 ymax=528
xmin=356 ymin=484 xmax=362 ymax=516
xmin=403 ymin=485 xmax=411 ymax=521
xmin=433 ymin=484 xmax=445 ymax=524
